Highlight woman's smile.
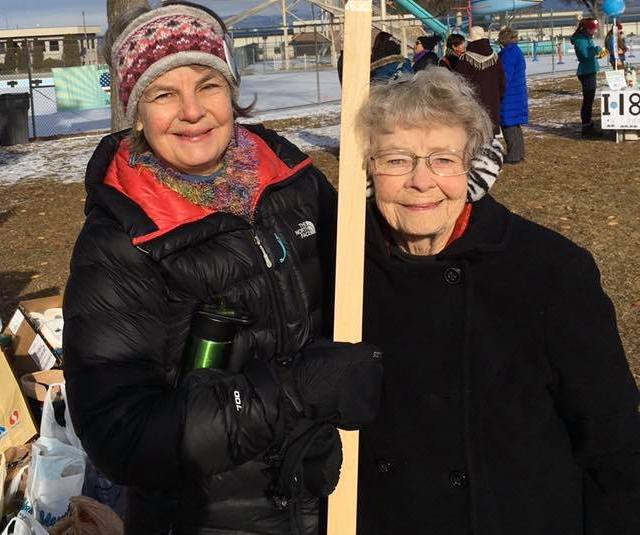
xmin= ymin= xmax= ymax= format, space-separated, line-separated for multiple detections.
xmin=172 ymin=127 xmax=215 ymax=142
xmin=400 ymin=200 xmax=444 ymax=211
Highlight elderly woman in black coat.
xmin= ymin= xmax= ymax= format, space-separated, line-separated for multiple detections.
xmin=355 ymin=68 xmax=640 ymax=535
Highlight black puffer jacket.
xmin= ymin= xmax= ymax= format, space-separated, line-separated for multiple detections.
xmin=63 ymin=125 xmax=337 ymax=534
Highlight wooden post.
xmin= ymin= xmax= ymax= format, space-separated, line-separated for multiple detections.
xmin=327 ymin=1 xmax=372 ymax=535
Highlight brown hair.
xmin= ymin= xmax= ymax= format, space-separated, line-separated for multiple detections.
xmin=498 ymin=27 xmax=519 ymax=45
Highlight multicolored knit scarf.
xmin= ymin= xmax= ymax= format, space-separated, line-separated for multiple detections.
xmin=131 ymin=126 xmax=260 ymax=221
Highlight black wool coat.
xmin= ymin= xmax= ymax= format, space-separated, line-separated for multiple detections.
xmin=454 ymin=39 xmax=506 ymax=135
xmin=357 ymin=195 xmax=640 ymax=535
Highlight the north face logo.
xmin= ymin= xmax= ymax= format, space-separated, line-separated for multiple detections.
xmin=295 ymin=221 xmax=316 ymax=239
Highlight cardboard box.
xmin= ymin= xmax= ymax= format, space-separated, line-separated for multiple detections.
xmin=0 ymin=348 xmax=38 ymax=455
xmin=2 ymin=295 xmax=63 ymax=378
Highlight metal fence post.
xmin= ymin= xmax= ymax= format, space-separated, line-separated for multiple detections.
xmin=551 ymin=10 xmax=555 ymax=73
xmin=314 ymin=21 xmax=321 ymax=103
xmin=25 ymin=39 xmax=37 ymax=138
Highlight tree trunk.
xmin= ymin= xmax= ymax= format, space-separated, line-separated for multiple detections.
xmin=107 ymin=0 xmax=149 ymax=132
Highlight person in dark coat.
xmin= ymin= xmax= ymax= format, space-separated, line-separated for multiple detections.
xmin=455 ymin=26 xmax=506 ymax=135
xmin=370 ymin=31 xmax=412 ymax=83
xmin=354 ymin=68 xmax=640 ymax=535
xmin=439 ymin=33 xmax=465 ymax=70
xmin=62 ymin=3 xmax=383 ymax=534
xmin=605 ymin=22 xmax=628 ymax=69
xmin=498 ymin=27 xmax=528 ymax=163
xmin=412 ymin=35 xmax=440 ymax=72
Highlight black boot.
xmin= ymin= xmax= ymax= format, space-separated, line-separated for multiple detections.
xmin=581 ymin=122 xmax=603 ymax=138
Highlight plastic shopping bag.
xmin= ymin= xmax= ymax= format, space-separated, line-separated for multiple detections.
xmin=22 ymin=436 xmax=86 ymax=528
xmin=0 ymin=510 xmax=48 ymax=535
xmin=40 ymin=383 xmax=82 ymax=450
xmin=48 ymin=496 xmax=123 ymax=535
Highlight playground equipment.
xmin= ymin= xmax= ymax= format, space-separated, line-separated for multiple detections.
xmin=394 ymin=0 xmax=449 ymax=37
xmin=471 ymin=0 xmax=543 ymax=16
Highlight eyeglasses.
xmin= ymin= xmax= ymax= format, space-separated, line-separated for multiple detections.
xmin=370 ymin=149 xmax=470 ymax=177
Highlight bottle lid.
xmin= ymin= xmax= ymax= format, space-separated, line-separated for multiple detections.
xmin=191 ymin=307 xmax=252 ymax=342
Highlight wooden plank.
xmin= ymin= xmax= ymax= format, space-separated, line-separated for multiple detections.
xmin=327 ymin=2 xmax=372 ymax=535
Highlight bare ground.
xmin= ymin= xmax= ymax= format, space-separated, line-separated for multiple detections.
xmin=1 ymin=74 xmax=639 ymax=378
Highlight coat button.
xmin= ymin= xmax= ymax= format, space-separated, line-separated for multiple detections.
xmin=443 ymin=267 xmax=462 ymax=285
xmin=376 ymin=459 xmax=394 ymax=473
xmin=449 ymin=470 xmax=468 ymax=488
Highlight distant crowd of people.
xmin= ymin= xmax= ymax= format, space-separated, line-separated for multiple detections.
xmin=338 ymin=17 xmax=629 ymax=160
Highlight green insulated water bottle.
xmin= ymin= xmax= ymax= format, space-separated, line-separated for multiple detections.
xmin=183 ymin=306 xmax=252 ymax=372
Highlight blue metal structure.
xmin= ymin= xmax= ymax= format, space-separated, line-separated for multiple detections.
xmin=394 ymin=0 xmax=544 ymax=36
xmin=471 ymin=0 xmax=543 ymax=16
xmin=394 ymin=0 xmax=450 ymax=36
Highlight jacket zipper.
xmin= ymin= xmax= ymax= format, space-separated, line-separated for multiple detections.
xmin=251 ymin=228 xmax=286 ymax=355
xmin=249 ymin=170 xmax=310 ymax=359
xmin=253 ymin=232 xmax=273 ymax=269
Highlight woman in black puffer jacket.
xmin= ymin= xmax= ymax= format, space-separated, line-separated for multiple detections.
xmin=62 ymin=3 xmax=382 ymax=534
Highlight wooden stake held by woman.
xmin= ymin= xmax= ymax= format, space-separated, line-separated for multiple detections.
xmin=327 ymin=1 xmax=372 ymax=534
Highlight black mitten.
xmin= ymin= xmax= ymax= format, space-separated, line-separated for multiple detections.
xmin=268 ymin=420 xmax=342 ymax=504
xmin=287 ymin=339 xmax=383 ymax=430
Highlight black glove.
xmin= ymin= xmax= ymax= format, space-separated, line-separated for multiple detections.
xmin=280 ymin=338 xmax=383 ymax=430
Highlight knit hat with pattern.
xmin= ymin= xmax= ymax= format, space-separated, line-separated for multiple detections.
xmin=112 ymin=3 xmax=239 ymax=121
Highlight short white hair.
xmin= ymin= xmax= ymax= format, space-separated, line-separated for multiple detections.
xmin=356 ymin=68 xmax=493 ymax=162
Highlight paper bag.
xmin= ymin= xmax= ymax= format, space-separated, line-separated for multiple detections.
xmin=2 ymin=445 xmax=31 ymax=518
xmin=49 ymin=496 xmax=124 ymax=535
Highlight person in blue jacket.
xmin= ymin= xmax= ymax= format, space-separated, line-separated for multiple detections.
xmin=370 ymin=31 xmax=412 ymax=83
xmin=570 ymin=18 xmax=606 ymax=138
xmin=498 ymin=27 xmax=528 ymax=164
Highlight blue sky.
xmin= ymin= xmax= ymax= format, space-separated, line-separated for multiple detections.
xmin=0 ymin=1 xmax=280 ymax=31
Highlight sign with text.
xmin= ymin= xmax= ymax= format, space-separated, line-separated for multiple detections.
xmin=601 ymin=90 xmax=640 ymax=129
xmin=605 ymin=70 xmax=627 ymax=90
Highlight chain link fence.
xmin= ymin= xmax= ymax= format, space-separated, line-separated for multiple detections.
xmin=0 ymin=36 xmax=110 ymax=139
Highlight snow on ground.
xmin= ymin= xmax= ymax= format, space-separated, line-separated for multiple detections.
xmin=281 ymin=125 xmax=340 ymax=151
xmin=0 ymin=123 xmax=341 ymax=186
xmin=0 ymin=133 xmax=104 ymax=184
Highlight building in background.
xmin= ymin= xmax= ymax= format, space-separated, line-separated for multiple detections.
xmin=0 ymin=26 xmax=101 ymax=72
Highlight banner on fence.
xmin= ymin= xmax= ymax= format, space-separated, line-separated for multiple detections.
xmin=52 ymin=66 xmax=110 ymax=111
